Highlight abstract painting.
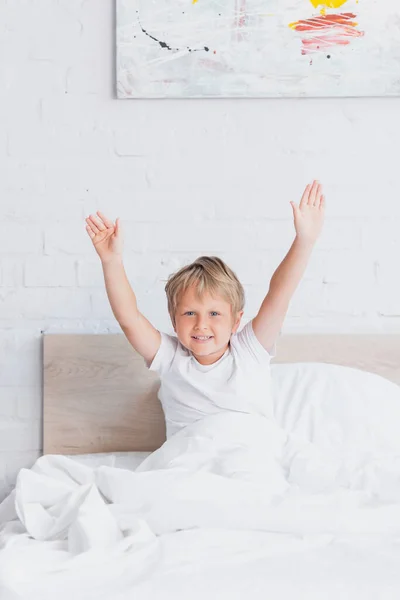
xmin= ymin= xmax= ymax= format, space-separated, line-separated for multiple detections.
xmin=116 ymin=0 xmax=400 ymax=98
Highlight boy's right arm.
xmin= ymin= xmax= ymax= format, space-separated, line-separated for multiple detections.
xmin=85 ymin=211 xmax=161 ymax=366
xmin=101 ymin=258 xmax=161 ymax=366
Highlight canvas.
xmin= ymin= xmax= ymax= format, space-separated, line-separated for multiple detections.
xmin=116 ymin=0 xmax=400 ymax=98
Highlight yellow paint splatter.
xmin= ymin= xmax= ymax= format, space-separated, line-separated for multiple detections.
xmin=309 ymin=0 xmax=348 ymax=7
xmin=192 ymin=0 xmax=198 ymax=4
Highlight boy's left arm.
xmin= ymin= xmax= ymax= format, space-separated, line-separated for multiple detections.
xmin=252 ymin=180 xmax=326 ymax=353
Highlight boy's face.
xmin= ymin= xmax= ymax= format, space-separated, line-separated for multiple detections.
xmin=173 ymin=284 xmax=244 ymax=366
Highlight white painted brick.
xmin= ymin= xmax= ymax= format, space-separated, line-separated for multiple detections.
xmin=0 ymin=389 xmax=18 ymax=418
xmin=45 ymin=221 xmax=147 ymax=255
xmin=77 ymin=260 xmax=105 ymax=287
xmin=324 ymin=182 xmax=400 ymax=219
xmin=375 ymin=256 xmax=400 ymax=316
xmin=4 ymin=450 xmax=41 ymax=490
xmin=376 ymin=298 xmax=400 ymax=318
xmin=0 ymin=421 xmax=41 ymax=451
xmin=0 ymin=330 xmax=43 ymax=387
xmin=375 ymin=255 xmax=400 ymax=288
xmin=322 ymin=281 xmax=377 ymax=317
xmin=0 ymin=162 xmax=46 ymax=193
xmin=0 ymin=289 xmax=91 ymax=319
xmin=137 ymin=292 xmax=173 ymax=331
xmin=90 ymin=290 xmax=118 ymax=320
xmin=300 ymin=251 xmax=326 ymax=283
xmin=24 ymin=257 xmax=76 ymax=287
xmin=286 ymin=281 xmax=326 ymax=318
xmin=66 ymin=60 xmax=109 ymax=95
xmin=144 ymin=148 xmax=268 ymax=190
xmin=361 ymin=220 xmax=400 ymax=257
xmin=114 ymin=124 xmax=175 ymax=157
xmin=41 ymin=96 xmax=104 ymax=129
xmin=4 ymin=60 xmax=68 ymax=98
xmin=44 ymin=223 xmax=98 ymax=256
xmin=44 ymin=160 xmax=147 ymax=195
xmin=9 ymin=126 xmax=115 ymax=160
xmin=17 ymin=388 xmax=42 ymax=420
xmin=41 ymin=96 xmax=140 ymax=128
xmin=138 ymin=221 xmax=262 ymax=253
xmin=252 ymin=220 xmax=298 ymax=251
xmin=239 ymin=284 xmax=270 ymax=318
xmin=212 ymin=251 xmax=285 ymax=286
xmin=90 ymin=279 xmax=171 ymax=321
xmin=213 ymin=186 xmax=291 ymax=221
xmin=77 ymin=255 xmax=174 ymax=288
xmin=0 ymin=131 xmax=8 ymax=159
xmin=282 ymin=314 xmax=389 ymax=334
xmin=24 ymin=9 xmax=82 ymax=63
xmin=0 ymin=259 xmax=25 ymax=287
xmin=83 ymin=189 xmax=216 ymax=224
xmin=3 ymin=193 xmax=85 ymax=222
xmin=0 ymin=387 xmax=40 ymax=420
xmin=305 ymin=250 xmax=375 ymax=285
xmin=317 ymin=220 xmax=362 ymax=251
xmin=0 ymin=223 xmax=43 ymax=254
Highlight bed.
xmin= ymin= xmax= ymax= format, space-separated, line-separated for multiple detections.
xmin=1 ymin=329 xmax=400 ymax=600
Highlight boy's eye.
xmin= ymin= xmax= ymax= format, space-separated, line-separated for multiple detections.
xmin=185 ymin=311 xmax=219 ymax=316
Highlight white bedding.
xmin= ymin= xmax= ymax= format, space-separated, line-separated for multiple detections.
xmin=2 ymin=363 xmax=400 ymax=600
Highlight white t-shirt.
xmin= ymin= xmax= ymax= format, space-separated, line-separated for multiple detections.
xmin=146 ymin=320 xmax=276 ymax=439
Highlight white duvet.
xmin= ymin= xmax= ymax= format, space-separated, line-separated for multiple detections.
xmin=2 ymin=363 xmax=400 ymax=600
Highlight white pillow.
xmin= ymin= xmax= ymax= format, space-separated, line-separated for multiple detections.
xmin=270 ymin=363 xmax=400 ymax=458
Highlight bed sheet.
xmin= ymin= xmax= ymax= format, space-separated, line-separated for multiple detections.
xmin=2 ymin=524 xmax=400 ymax=600
xmin=2 ymin=412 xmax=400 ymax=600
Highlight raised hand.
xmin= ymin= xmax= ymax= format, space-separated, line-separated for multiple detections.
xmin=85 ymin=211 xmax=123 ymax=263
xmin=290 ymin=180 xmax=325 ymax=244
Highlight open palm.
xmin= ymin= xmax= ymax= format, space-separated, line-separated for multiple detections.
xmin=290 ymin=180 xmax=325 ymax=243
xmin=85 ymin=211 xmax=123 ymax=262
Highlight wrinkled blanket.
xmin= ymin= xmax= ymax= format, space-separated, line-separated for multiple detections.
xmin=2 ymin=412 xmax=400 ymax=599
xmin=0 ymin=413 xmax=400 ymax=600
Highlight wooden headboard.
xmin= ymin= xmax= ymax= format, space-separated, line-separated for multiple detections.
xmin=43 ymin=332 xmax=400 ymax=455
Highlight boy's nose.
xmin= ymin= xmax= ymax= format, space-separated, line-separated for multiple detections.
xmin=195 ymin=322 xmax=210 ymax=331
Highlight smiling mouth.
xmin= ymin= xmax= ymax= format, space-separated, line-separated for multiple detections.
xmin=192 ymin=336 xmax=213 ymax=341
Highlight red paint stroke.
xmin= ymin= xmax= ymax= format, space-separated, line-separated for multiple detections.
xmin=238 ymin=0 xmax=246 ymax=28
xmin=198 ymin=59 xmax=234 ymax=73
xmin=291 ymin=13 xmax=364 ymax=54
xmin=233 ymin=0 xmax=247 ymax=42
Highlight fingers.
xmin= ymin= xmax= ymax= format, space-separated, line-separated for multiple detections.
xmin=85 ymin=215 xmax=104 ymax=235
xmin=85 ymin=212 xmax=115 ymax=238
xmin=314 ymin=182 xmax=323 ymax=207
xmin=306 ymin=180 xmax=323 ymax=207
xmin=86 ymin=225 xmax=95 ymax=238
xmin=96 ymin=211 xmax=114 ymax=229
xmin=308 ymin=180 xmax=319 ymax=205
xmin=299 ymin=184 xmax=311 ymax=209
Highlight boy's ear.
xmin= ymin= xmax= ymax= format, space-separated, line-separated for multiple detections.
xmin=232 ymin=310 xmax=244 ymax=334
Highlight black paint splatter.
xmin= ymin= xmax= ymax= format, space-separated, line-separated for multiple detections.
xmin=136 ymin=9 xmax=211 ymax=54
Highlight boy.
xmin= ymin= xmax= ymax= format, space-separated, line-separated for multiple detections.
xmin=85 ymin=180 xmax=325 ymax=438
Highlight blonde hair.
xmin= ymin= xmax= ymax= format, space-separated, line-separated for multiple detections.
xmin=165 ymin=256 xmax=245 ymax=328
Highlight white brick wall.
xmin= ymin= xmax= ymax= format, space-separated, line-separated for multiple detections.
xmin=1 ymin=0 xmax=400 ymax=501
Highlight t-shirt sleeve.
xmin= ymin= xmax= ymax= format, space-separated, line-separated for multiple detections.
xmin=145 ymin=331 xmax=178 ymax=375
xmin=234 ymin=319 xmax=277 ymax=364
